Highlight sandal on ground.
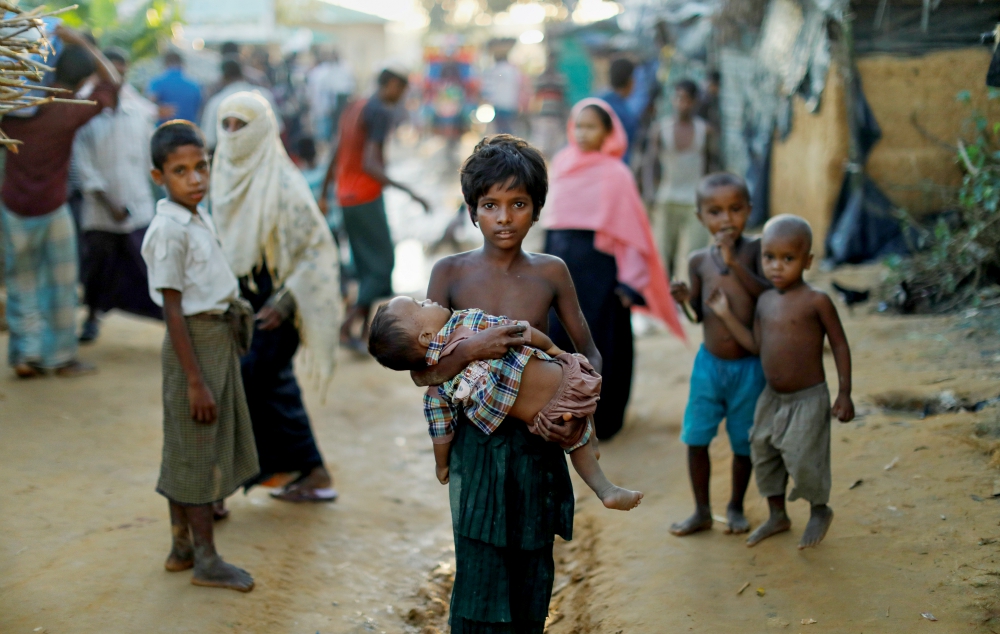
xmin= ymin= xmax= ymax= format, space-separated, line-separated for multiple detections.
xmin=13 ymin=362 xmax=45 ymax=379
xmin=55 ymin=360 xmax=97 ymax=378
xmin=269 ymin=486 xmax=339 ymax=503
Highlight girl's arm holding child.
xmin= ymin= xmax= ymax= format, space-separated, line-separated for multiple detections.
xmin=162 ymin=289 xmax=217 ymax=423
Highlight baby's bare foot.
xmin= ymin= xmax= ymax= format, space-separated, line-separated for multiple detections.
xmin=191 ymin=556 xmax=254 ymax=592
xmin=798 ymin=505 xmax=834 ymax=549
xmin=165 ymin=545 xmax=194 ymax=572
xmin=669 ymin=507 xmax=713 ymax=536
xmin=725 ymin=504 xmax=751 ymax=535
xmin=600 ymin=486 xmax=643 ymax=511
xmin=746 ymin=512 xmax=791 ymax=547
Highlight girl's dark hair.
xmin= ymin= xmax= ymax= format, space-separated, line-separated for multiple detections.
xmin=581 ymin=104 xmax=613 ymax=132
xmin=150 ymin=121 xmax=205 ymax=170
xmin=367 ymin=303 xmax=426 ymax=371
xmin=460 ymin=134 xmax=548 ymax=224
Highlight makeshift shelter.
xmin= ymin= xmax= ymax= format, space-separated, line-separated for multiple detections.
xmin=713 ymin=0 xmax=998 ymax=262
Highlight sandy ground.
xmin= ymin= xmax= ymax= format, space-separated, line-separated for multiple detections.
xmin=2 ymin=125 xmax=999 ymax=633
xmin=547 ymin=268 xmax=1000 ymax=634
xmin=3 ymin=266 xmax=1000 ymax=634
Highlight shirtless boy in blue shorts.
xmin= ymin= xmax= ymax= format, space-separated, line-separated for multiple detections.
xmin=669 ymin=173 xmax=769 ymax=536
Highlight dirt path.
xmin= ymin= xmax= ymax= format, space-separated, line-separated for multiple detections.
xmin=0 ymin=314 xmax=454 ymax=634
xmin=549 ymin=269 xmax=1000 ymax=634
xmin=2 ymin=267 xmax=1000 ymax=633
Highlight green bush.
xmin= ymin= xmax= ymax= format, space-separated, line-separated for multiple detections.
xmin=881 ymin=88 xmax=1000 ymax=313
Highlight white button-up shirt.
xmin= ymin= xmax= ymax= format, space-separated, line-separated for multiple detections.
xmin=140 ymin=199 xmax=240 ymax=316
xmin=72 ymin=84 xmax=158 ymax=233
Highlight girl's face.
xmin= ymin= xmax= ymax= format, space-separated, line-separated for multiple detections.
xmin=574 ymin=107 xmax=609 ymax=152
xmin=475 ymin=180 xmax=535 ymax=251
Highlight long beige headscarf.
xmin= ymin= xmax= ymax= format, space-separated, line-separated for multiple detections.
xmin=211 ymin=91 xmax=341 ymax=398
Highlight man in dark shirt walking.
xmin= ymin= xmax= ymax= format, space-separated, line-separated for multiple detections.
xmin=1 ymin=26 xmax=121 ymax=378
xmin=599 ymin=57 xmax=639 ymax=165
xmin=319 ymin=66 xmax=429 ymax=353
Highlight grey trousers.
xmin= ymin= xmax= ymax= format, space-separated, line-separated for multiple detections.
xmin=751 ymin=382 xmax=832 ymax=506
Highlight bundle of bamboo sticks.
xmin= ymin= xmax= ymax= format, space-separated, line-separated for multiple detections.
xmin=0 ymin=1 xmax=91 ymax=152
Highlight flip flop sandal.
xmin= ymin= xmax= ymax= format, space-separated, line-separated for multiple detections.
xmin=14 ymin=363 xmax=45 ymax=379
xmin=269 ymin=486 xmax=339 ymax=503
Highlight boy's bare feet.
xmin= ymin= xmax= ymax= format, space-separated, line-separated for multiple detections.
xmin=191 ymin=555 xmax=254 ymax=592
xmin=165 ymin=545 xmax=194 ymax=572
xmin=600 ymin=486 xmax=643 ymax=511
xmin=798 ymin=505 xmax=833 ymax=549
xmin=725 ymin=503 xmax=751 ymax=534
xmin=746 ymin=511 xmax=791 ymax=547
xmin=165 ymin=522 xmax=194 ymax=572
xmin=669 ymin=506 xmax=713 ymax=536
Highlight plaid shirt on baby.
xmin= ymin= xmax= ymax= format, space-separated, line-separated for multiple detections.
xmin=423 ymin=309 xmax=549 ymax=443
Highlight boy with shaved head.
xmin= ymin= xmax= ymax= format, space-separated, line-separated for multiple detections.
xmin=708 ymin=214 xmax=854 ymax=549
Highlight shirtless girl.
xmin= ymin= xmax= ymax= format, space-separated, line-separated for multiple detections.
xmin=409 ymin=135 xmax=605 ymax=633
xmin=669 ymin=173 xmax=770 ymax=536
xmin=708 ymin=214 xmax=854 ymax=549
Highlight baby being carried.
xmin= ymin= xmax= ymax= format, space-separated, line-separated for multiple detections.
xmin=369 ymin=296 xmax=643 ymax=511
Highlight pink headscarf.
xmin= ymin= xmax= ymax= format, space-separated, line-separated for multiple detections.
xmin=544 ymin=98 xmax=685 ymax=342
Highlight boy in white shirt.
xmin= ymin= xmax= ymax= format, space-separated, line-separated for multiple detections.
xmin=140 ymin=121 xmax=258 ymax=592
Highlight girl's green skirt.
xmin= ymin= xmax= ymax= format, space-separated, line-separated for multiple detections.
xmin=448 ymin=416 xmax=575 ymax=633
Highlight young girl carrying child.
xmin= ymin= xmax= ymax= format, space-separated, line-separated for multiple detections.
xmin=409 ymin=135 xmax=603 ymax=634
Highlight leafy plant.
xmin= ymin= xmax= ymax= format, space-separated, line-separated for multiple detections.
xmin=21 ymin=0 xmax=180 ymax=61
xmin=881 ymin=88 xmax=1000 ymax=313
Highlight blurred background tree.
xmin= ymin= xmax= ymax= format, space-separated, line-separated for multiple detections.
xmin=22 ymin=0 xmax=181 ymax=60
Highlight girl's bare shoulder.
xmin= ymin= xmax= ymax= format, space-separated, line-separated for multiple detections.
xmin=523 ymin=251 xmax=571 ymax=278
xmin=430 ymin=250 xmax=485 ymax=278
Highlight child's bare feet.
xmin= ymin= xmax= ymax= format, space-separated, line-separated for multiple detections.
xmin=746 ymin=511 xmax=791 ymax=547
xmin=669 ymin=506 xmax=713 ymax=536
xmin=191 ymin=555 xmax=254 ymax=592
xmin=600 ymin=486 xmax=643 ymax=511
xmin=724 ymin=503 xmax=751 ymax=534
xmin=798 ymin=505 xmax=833 ymax=549
xmin=165 ymin=545 xmax=194 ymax=572
xmin=165 ymin=523 xmax=194 ymax=572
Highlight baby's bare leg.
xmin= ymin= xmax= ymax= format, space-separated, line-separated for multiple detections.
xmin=165 ymin=501 xmax=194 ymax=572
xmin=568 ymin=429 xmax=642 ymax=511
xmin=187 ymin=504 xmax=254 ymax=592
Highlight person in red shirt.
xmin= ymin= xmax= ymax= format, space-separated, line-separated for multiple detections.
xmin=319 ymin=67 xmax=429 ymax=353
xmin=0 ymin=26 xmax=121 ymax=378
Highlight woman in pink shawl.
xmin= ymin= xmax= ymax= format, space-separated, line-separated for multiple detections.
xmin=543 ymin=98 xmax=684 ymax=438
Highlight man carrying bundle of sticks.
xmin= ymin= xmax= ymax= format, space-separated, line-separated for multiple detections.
xmin=0 ymin=25 xmax=121 ymax=378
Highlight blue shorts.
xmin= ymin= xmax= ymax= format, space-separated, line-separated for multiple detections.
xmin=681 ymin=346 xmax=766 ymax=456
